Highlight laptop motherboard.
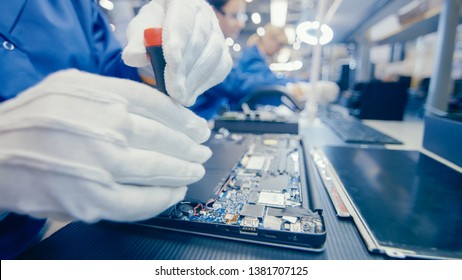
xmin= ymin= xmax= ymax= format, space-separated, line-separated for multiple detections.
xmin=144 ymin=134 xmax=326 ymax=251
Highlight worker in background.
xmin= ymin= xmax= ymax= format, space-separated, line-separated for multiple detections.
xmin=239 ymin=24 xmax=294 ymax=84
xmin=241 ymin=24 xmax=339 ymax=109
xmin=190 ymin=1 xmax=310 ymax=120
xmin=238 ymin=23 xmax=307 ymax=104
xmin=0 ymin=0 xmax=231 ymax=259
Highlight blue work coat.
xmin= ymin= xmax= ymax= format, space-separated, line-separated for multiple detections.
xmin=0 ymin=0 xmax=138 ymax=259
xmin=0 ymin=0 xmax=138 ymax=101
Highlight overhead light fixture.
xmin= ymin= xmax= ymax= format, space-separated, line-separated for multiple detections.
xmin=293 ymin=41 xmax=301 ymax=50
xmin=319 ymin=24 xmax=334 ymax=45
xmin=232 ymin=43 xmax=241 ymax=52
xmin=284 ymin=26 xmax=296 ymax=44
xmin=296 ymin=21 xmax=333 ymax=45
xmin=269 ymin=60 xmax=303 ymax=72
xmin=225 ymin=37 xmax=235 ymax=46
xmin=99 ymin=0 xmax=114 ymax=11
xmin=256 ymin=27 xmax=265 ymax=36
xmin=270 ymin=0 xmax=288 ymax=27
xmin=251 ymin=12 xmax=261 ymax=24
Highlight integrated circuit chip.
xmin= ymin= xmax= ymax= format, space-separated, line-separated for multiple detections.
xmin=257 ymin=191 xmax=285 ymax=207
xmin=240 ymin=204 xmax=265 ymax=218
xmin=245 ymin=155 xmax=266 ymax=171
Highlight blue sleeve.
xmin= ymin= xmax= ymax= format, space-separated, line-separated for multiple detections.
xmin=214 ymin=66 xmax=286 ymax=104
xmin=205 ymin=46 xmax=301 ymax=110
xmin=86 ymin=1 xmax=140 ymax=81
xmin=0 ymin=213 xmax=46 ymax=259
xmin=0 ymin=1 xmax=141 ymax=100
xmin=234 ymin=46 xmax=297 ymax=94
xmin=191 ymin=66 xmax=267 ymax=119
xmin=0 ymin=0 xmax=141 ymax=259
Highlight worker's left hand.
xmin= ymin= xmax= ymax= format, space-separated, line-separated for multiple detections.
xmin=0 ymin=69 xmax=212 ymax=223
xmin=122 ymin=0 xmax=232 ymax=107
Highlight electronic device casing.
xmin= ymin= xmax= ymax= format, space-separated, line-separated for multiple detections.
xmin=136 ymin=133 xmax=327 ymax=252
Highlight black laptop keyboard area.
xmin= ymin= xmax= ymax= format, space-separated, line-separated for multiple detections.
xmin=320 ymin=111 xmax=403 ymax=145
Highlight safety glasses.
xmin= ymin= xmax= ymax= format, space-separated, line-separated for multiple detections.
xmin=218 ymin=9 xmax=248 ymax=23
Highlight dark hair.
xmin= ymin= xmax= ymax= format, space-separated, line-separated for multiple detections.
xmin=207 ymin=0 xmax=229 ymax=11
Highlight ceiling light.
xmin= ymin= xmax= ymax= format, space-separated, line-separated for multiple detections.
xmin=319 ymin=24 xmax=333 ymax=45
xmin=225 ymin=37 xmax=235 ymax=46
xmin=284 ymin=26 xmax=296 ymax=45
xmin=256 ymin=27 xmax=265 ymax=36
xmin=233 ymin=43 xmax=241 ymax=52
xmin=99 ymin=0 xmax=114 ymax=11
xmin=269 ymin=61 xmax=303 ymax=72
xmin=270 ymin=0 xmax=288 ymax=27
xmin=251 ymin=13 xmax=261 ymax=24
xmin=296 ymin=21 xmax=334 ymax=45
xmin=293 ymin=41 xmax=301 ymax=50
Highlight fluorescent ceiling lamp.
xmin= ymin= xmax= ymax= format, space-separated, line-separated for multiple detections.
xmin=368 ymin=14 xmax=400 ymax=42
xmin=319 ymin=24 xmax=334 ymax=45
xmin=232 ymin=43 xmax=241 ymax=52
xmin=225 ymin=37 xmax=234 ymax=46
xmin=296 ymin=21 xmax=333 ymax=45
xmin=284 ymin=26 xmax=296 ymax=45
xmin=398 ymin=0 xmax=421 ymax=16
xmin=269 ymin=61 xmax=303 ymax=72
xmin=256 ymin=27 xmax=265 ymax=36
xmin=293 ymin=41 xmax=301 ymax=50
xmin=251 ymin=12 xmax=261 ymax=24
xmin=271 ymin=0 xmax=288 ymax=27
xmin=99 ymin=0 xmax=114 ymax=11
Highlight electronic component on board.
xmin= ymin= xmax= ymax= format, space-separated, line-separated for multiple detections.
xmin=257 ymin=192 xmax=286 ymax=208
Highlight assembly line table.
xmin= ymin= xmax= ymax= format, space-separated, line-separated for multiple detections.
xmin=17 ymin=116 xmax=429 ymax=260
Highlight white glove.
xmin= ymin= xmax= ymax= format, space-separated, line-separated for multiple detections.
xmin=0 ymin=69 xmax=212 ymax=223
xmin=288 ymin=81 xmax=339 ymax=105
xmin=122 ymin=0 xmax=232 ymax=107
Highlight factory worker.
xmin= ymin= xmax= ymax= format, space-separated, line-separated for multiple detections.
xmin=238 ymin=24 xmax=298 ymax=88
xmin=0 ymin=0 xmax=231 ymax=259
xmin=190 ymin=2 xmax=300 ymax=120
xmin=242 ymin=24 xmax=340 ymax=108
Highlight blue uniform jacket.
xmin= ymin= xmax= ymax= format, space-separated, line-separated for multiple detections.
xmin=0 ymin=0 xmax=139 ymax=259
xmin=190 ymin=45 xmax=296 ymax=120
xmin=0 ymin=0 xmax=139 ymax=101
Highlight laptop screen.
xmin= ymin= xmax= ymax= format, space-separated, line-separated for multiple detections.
xmin=321 ymin=146 xmax=462 ymax=259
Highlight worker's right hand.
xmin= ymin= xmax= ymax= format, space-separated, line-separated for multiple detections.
xmin=0 ymin=69 xmax=212 ymax=223
xmin=287 ymin=81 xmax=340 ymax=104
xmin=122 ymin=0 xmax=232 ymax=107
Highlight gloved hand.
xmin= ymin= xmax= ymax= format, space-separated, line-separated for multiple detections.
xmin=122 ymin=0 xmax=232 ymax=107
xmin=0 ymin=69 xmax=212 ymax=223
xmin=285 ymin=82 xmax=306 ymax=101
xmin=287 ymin=81 xmax=339 ymax=104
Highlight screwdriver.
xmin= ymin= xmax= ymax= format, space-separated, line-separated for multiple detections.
xmin=144 ymin=27 xmax=167 ymax=95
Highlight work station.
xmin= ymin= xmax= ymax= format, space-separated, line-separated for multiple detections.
xmin=1 ymin=0 xmax=461 ymax=262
